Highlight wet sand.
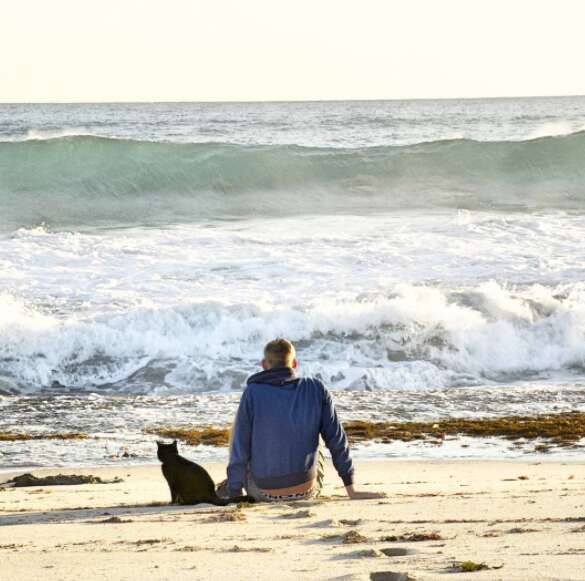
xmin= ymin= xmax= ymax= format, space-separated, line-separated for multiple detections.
xmin=1 ymin=460 xmax=584 ymax=580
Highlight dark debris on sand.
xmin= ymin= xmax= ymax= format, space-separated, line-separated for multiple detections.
xmin=370 ymin=572 xmax=416 ymax=581
xmin=381 ymin=532 xmax=442 ymax=542
xmin=280 ymin=509 xmax=314 ymax=519
xmin=226 ymin=545 xmax=272 ymax=553
xmin=86 ymin=516 xmax=133 ymax=524
xmin=205 ymin=511 xmax=246 ymax=523
xmin=342 ymin=530 xmax=369 ymax=544
xmin=2 ymin=473 xmax=123 ymax=487
xmin=451 ymin=560 xmax=503 ymax=573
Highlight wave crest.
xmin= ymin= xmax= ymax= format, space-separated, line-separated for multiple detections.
xmin=1 ymin=132 xmax=585 ymax=229
xmin=2 ymin=282 xmax=584 ymax=393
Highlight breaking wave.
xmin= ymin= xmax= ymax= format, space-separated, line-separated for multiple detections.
xmin=1 ymin=132 xmax=585 ymax=230
xmin=1 ymin=282 xmax=585 ymax=393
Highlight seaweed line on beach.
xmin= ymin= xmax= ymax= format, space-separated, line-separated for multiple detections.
xmin=0 ymin=431 xmax=90 ymax=442
xmin=146 ymin=412 xmax=585 ymax=448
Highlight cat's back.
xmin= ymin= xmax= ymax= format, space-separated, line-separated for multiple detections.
xmin=176 ymin=454 xmax=215 ymax=487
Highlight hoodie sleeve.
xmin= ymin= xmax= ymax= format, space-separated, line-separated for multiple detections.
xmin=227 ymin=387 xmax=253 ymax=496
xmin=319 ymin=383 xmax=355 ymax=486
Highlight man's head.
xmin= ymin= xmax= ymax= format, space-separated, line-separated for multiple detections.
xmin=262 ymin=338 xmax=297 ymax=370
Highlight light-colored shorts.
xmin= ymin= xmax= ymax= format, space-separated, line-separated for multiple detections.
xmin=245 ymin=448 xmax=324 ymax=502
xmin=218 ymin=448 xmax=325 ymax=503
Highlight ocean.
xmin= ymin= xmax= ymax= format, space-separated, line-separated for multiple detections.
xmin=1 ymin=97 xmax=585 ymax=468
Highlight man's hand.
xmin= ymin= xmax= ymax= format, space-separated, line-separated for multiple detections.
xmin=345 ymin=484 xmax=387 ymax=500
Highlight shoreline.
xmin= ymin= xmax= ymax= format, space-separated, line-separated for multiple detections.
xmin=4 ymin=455 xmax=585 ymax=477
xmin=4 ymin=411 xmax=585 ymax=471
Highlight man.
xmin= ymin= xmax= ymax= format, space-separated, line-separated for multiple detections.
xmin=226 ymin=338 xmax=385 ymax=501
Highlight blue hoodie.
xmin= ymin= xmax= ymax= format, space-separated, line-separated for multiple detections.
xmin=227 ymin=367 xmax=354 ymax=496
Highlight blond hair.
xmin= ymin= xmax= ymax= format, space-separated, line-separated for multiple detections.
xmin=263 ymin=338 xmax=296 ymax=368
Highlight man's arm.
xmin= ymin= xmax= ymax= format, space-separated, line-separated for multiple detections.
xmin=226 ymin=389 xmax=252 ymax=497
xmin=319 ymin=386 xmax=355 ymax=486
xmin=320 ymin=385 xmax=386 ymax=500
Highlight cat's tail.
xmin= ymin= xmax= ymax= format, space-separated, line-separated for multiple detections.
xmin=208 ymin=494 xmax=256 ymax=506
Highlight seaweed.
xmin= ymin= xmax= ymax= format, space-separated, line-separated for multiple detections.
xmin=145 ymin=412 xmax=585 ymax=449
xmin=145 ymin=425 xmax=229 ymax=446
xmin=452 ymin=561 xmax=504 ymax=572
xmin=343 ymin=412 xmax=585 ymax=447
xmin=0 ymin=431 xmax=89 ymax=442
xmin=455 ymin=561 xmax=489 ymax=572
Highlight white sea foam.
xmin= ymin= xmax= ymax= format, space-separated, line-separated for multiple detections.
xmin=0 ymin=127 xmax=95 ymax=142
xmin=1 ymin=275 xmax=584 ymax=391
xmin=527 ymin=120 xmax=585 ymax=139
xmin=2 ymin=212 xmax=585 ymax=392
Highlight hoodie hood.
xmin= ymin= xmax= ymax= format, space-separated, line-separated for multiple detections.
xmin=246 ymin=366 xmax=298 ymax=386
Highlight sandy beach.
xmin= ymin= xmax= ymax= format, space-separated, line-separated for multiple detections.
xmin=1 ymin=460 xmax=584 ymax=581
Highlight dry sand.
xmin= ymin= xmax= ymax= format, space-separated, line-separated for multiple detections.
xmin=1 ymin=460 xmax=584 ymax=580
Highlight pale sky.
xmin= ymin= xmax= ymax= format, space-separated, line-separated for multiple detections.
xmin=1 ymin=0 xmax=584 ymax=103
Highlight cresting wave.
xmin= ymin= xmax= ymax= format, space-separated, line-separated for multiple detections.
xmin=1 ymin=132 xmax=585 ymax=229
xmin=1 ymin=282 xmax=584 ymax=394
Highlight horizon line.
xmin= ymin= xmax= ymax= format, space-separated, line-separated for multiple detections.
xmin=1 ymin=93 xmax=584 ymax=106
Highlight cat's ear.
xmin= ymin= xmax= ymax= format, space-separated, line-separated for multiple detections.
xmin=172 ymin=440 xmax=178 ymax=449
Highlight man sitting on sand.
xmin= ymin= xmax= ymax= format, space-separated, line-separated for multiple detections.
xmin=224 ymin=338 xmax=385 ymax=502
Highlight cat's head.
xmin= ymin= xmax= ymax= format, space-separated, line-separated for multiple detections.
xmin=156 ymin=439 xmax=179 ymax=461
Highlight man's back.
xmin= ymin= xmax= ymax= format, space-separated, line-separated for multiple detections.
xmin=227 ymin=366 xmax=354 ymax=497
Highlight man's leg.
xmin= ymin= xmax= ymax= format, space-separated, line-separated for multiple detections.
xmin=312 ymin=445 xmax=325 ymax=497
xmin=218 ymin=446 xmax=326 ymax=502
xmin=243 ymin=468 xmax=269 ymax=502
xmin=215 ymin=470 xmax=269 ymax=502
xmin=247 ymin=446 xmax=325 ymax=502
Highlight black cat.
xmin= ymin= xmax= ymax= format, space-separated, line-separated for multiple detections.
xmin=156 ymin=440 xmax=255 ymax=506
